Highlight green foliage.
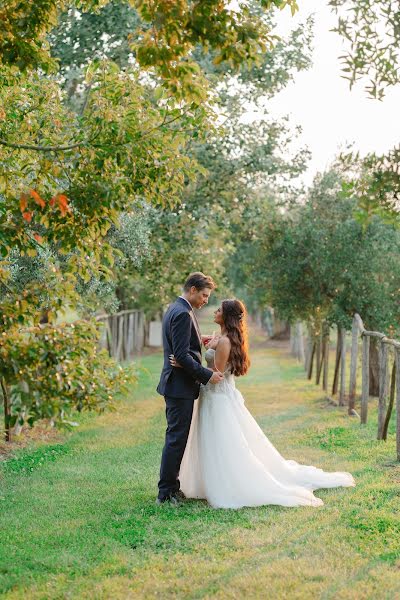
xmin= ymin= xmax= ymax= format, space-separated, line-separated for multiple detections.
xmin=0 ymin=59 xmax=204 ymax=330
xmin=133 ymin=0 xmax=299 ymax=99
xmin=328 ymin=2 xmax=400 ymax=225
xmin=0 ymin=320 xmax=137 ymax=428
xmin=338 ymin=147 xmax=400 ymax=227
xmin=230 ymin=169 xmax=400 ymax=333
xmin=329 ymin=0 xmax=400 ymax=99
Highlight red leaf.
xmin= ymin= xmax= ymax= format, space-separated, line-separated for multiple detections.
xmin=22 ymin=211 xmax=33 ymax=223
xmin=20 ymin=193 xmax=28 ymax=213
xmin=33 ymin=233 xmax=43 ymax=243
xmin=49 ymin=197 xmax=56 ymax=207
xmin=57 ymin=194 xmax=70 ymax=216
xmin=30 ymin=189 xmax=46 ymax=208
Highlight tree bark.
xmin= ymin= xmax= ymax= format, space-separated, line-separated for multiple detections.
xmin=307 ymin=342 xmax=316 ymax=380
xmin=315 ymin=332 xmax=322 ymax=385
xmin=377 ymin=342 xmax=389 ymax=440
xmin=382 ymin=359 xmax=396 ymax=441
xmin=332 ymin=325 xmax=342 ymax=396
xmin=339 ymin=328 xmax=347 ymax=406
xmin=395 ymin=349 xmax=400 ymax=461
xmin=1 ymin=377 xmax=11 ymax=442
xmin=322 ymin=327 xmax=330 ymax=392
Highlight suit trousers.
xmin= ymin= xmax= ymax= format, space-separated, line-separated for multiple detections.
xmin=158 ymin=395 xmax=195 ymax=499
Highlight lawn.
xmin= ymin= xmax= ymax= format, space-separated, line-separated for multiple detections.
xmin=1 ymin=328 xmax=400 ymax=599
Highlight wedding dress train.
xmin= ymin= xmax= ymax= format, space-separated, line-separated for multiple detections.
xmin=180 ymin=349 xmax=355 ymax=509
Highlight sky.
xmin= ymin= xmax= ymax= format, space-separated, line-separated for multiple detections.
xmin=263 ymin=0 xmax=400 ymax=186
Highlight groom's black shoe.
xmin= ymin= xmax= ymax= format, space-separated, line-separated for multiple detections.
xmin=155 ymin=493 xmax=181 ymax=507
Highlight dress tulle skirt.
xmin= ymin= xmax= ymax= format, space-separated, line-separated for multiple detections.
xmin=180 ymin=377 xmax=355 ymax=509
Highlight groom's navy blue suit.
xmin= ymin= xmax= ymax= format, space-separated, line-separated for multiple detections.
xmin=157 ymin=297 xmax=212 ymax=500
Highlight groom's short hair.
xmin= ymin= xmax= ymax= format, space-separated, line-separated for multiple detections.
xmin=183 ymin=272 xmax=216 ymax=291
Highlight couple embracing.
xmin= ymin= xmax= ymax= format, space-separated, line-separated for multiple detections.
xmin=156 ymin=272 xmax=355 ymax=509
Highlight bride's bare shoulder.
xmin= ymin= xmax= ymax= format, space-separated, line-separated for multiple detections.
xmin=216 ymin=335 xmax=231 ymax=349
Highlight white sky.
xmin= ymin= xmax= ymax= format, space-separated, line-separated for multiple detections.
xmin=265 ymin=0 xmax=400 ymax=186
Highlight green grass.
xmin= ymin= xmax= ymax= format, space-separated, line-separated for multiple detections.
xmin=1 ymin=333 xmax=400 ymax=599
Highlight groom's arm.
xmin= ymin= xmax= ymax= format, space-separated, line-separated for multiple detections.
xmin=171 ymin=312 xmax=213 ymax=385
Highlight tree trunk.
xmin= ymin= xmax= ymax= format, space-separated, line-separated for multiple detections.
xmin=369 ymin=338 xmax=380 ymax=397
xmin=307 ymin=342 xmax=316 ymax=380
xmin=1 ymin=377 xmax=11 ymax=442
xmin=332 ymin=325 xmax=342 ymax=396
xmin=305 ymin=325 xmax=313 ymax=373
xmin=315 ymin=332 xmax=322 ymax=385
xmin=382 ymin=359 xmax=396 ymax=441
xmin=339 ymin=328 xmax=347 ymax=406
xmin=322 ymin=327 xmax=330 ymax=392
xmin=396 ymin=349 xmax=400 ymax=461
xmin=377 ymin=342 xmax=389 ymax=440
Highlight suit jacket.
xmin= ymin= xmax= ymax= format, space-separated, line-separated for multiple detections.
xmin=157 ymin=297 xmax=213 ymax=400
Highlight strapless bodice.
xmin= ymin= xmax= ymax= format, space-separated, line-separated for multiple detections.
xmin=205 ymin=347 xmax=231 ymax=373
xmin=203 ymin=348 xmax=235 ymax=392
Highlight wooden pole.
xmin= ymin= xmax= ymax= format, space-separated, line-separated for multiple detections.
xmin=377 ymin=341 xmax=389 ymax=440
xmin=1 ymin=377 xmax=11 ymax=442
xmin=361 ymin=334 xmax=370 ymax=424
xmin=339 ymin=328 xmax=347 ymax=406
xmin=396 ymin=349 xmax=400 ymax=461
xmin=382 ymin=359 xmax=396 ymax=441
xmin=348 ymin=317 xmax=359 ymax=414
xmin=332 ymin=325 xmax=341 ymax=396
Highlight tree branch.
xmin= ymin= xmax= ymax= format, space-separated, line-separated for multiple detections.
xmin=0 ymin=139 xmax=89 ymax=152
xmin=0 ymin=128 xmax=102 ymax=152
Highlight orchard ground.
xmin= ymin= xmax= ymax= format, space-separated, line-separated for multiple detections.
xmin=1 ymin=310 xmax=400 ymax=599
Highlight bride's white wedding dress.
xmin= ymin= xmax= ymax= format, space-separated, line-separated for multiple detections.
xmin=180 ymin=348 xmax=355 ymax=509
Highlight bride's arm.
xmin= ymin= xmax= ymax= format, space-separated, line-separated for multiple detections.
xmin=214 ymin=336 xmax=231 ymax=373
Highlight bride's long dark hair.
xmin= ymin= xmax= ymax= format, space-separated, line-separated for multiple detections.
xmin=221 ymin=299 xmax=250 ymax=377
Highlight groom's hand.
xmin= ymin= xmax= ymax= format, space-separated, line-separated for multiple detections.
xmin=209 ymin=370 xmax=224 ymax=384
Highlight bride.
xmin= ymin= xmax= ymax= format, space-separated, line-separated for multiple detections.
xmin=171 ymin=299 xmax=355 ymax=509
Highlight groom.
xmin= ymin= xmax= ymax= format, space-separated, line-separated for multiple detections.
xmin=156 ymin=272 xmax=223 ymax=505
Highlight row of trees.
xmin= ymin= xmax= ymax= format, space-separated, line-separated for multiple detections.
xmin=229 ymin=165 xmax=400 ymax=399
xmin=0 ymin=0 xmax=305 ymax=438
xmin=2 ymin=0 xmax=400 ymax=440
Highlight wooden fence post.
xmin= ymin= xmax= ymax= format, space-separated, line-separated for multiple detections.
xmin=348 ymin=317 xmax=359 ymax=415
xmin=377 ymin=341 xmax=389 ymax=440
xmin=396 ymin=349 xmax=400 ymax=461
xmin=382 ymin=359 xmax=396 ymax=441
xmin=361 ymin=334 xmax=370 ymax=424
xmin=96 ymin=309 xmax=146 ymax=361
xmin=339 ymin=328 xmax=347 ymax=406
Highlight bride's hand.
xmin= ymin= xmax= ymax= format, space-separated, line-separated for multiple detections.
xmin=169 ymin=354 xmax=182 ymax=368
